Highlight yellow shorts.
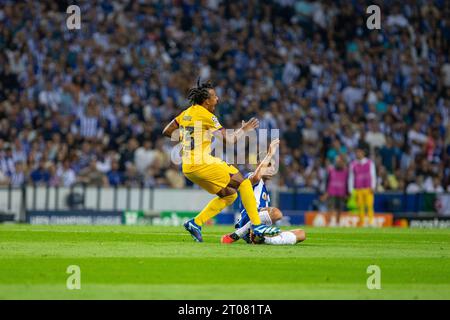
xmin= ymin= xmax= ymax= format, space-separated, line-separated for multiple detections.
xmin=183 ymin=161 xmax=239 ymax=194
xmin=354 ymin=188 xmax=374 ymax=209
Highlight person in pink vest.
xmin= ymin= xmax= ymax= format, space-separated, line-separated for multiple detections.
xmin=324 ymin=154 xmax=349 ymax=225
xmin=348 ymin=144 xmax=377 ymax=227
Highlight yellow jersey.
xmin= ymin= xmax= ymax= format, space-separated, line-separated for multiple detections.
xmin=175 ymin=104 xmax=223 ymax=171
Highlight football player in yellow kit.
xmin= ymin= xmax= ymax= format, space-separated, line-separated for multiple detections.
xmin=163 ymin=80 xmax=280 ymax=242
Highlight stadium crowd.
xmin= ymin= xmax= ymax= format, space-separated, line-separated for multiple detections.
xmin=0 ymin=0 xmax=450 ymax=194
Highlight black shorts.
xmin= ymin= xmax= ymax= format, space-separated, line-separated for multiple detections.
xmin=327 ymin=196 xmax=346 ymax=212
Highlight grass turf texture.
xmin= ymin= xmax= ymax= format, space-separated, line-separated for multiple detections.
xmin=0 ymin=224 xmax=449 ymax=299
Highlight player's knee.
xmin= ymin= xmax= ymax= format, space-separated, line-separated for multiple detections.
xmin=217 ymin=187 xmax=237 ymax=201
xmin=292 ymin=229 xmax=306 ymax=242
xmin=228 ymin=172 xmax=244 ymax=189
xmin=223 ymin=192 xmax=238 ymax=205
xmin=269 ymin=207 xmax=283 ymax=222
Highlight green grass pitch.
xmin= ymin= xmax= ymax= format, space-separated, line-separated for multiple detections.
xmin=0 ymin=224 xmax=449 ymax=299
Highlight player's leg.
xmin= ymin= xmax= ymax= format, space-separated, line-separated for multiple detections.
xmin=291 ymin=229 xmax=306 ymax=242
xmin=221 ymin=207 xmax=282 ymax=244
xmin=183 ymin=163 xmax=239 ymax=242
xmin=185 ymin=187 xmax=237 ymax=242
xmin=228 ymin=172 xmax=261 ymax=225
xmin=229 ymin=172 xmax=280 ymax=236
xmin=333 ymin=197 xmax=346 ymax=226
xmin=195 ymin=187 xmax=237 ymax=226
xmin=366 ymin=189 xmax=375 ymax=226
xmin=190 ymin=163 xmax=241 ymax=226
xmin=265 ymin=207 xmax=283 ymax=224
xmin=221 ymin=220 xmax=252 ymax=244
xmin=243 ymin=207 xmax=282 ymax=242
xmin=327 ymin=197 xmax=338 ymax=227
xmin=355 ymin=189 xmax=365 ymax=227
xmin=254 ymin=229 xmax=306 ymax=245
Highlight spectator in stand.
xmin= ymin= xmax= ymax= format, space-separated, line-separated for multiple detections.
xmin=123 ymin=164 xmax=142 ymax=187
xmin=424 ymin=175 xmax=445 ymax=194
xmin=9 ymin=161 xmax=26 ymax=187
xmin=134 ymin=140 xmax=156 ymax=175
xmin=406 ymin=176 xmax=424 ymax=193
xmin=365 ymin=118 xmax=386 ymax=156
xmin=0 ymin=0 xmax=448 ymax=192
xmin=0 ymin=147 xmax=15 ymax=176
xmin=57 ymin=160 xmax=77 ymax=187
xmin=30 ymin=159 xmax=50 ymax=185
xmin=119 ymin=138 xmax=139 ymax=172
xmin=107 ymin=161 xmax=123 ymax=187
xmin=165 ymin=163 xmax=186 ymax=189
xmin=283 ymin=119 xmax=303 ymax=151
xmin=379 ymin=137 xmax=398 ymax=174
xmin=48 ymin=164 xmax=60 ymax=187
xmin=0 ymin=167 xmax=9 ymax=185
xmin=72 ymin=99 xmax=104 ymax=140
xmin=326 ymin=138 xmax=347 ymax=164
xmin=408 ymin=122 xmax=428 ymax=157
xmin=78 ymin=159 xmax=108 ymax=186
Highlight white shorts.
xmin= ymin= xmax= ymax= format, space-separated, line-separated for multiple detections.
xmin=258 ymin=208 xmax=273 ymax=225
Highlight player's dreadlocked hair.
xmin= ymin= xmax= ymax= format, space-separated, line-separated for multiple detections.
xmin=187 ymin=78 xmax=214 ymax=105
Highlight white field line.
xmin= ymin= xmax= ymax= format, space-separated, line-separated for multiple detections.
xmin=0 ymin=229 xmax=196 ymax=236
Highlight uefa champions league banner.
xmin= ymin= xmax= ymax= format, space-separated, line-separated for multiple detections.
xmin=26 ymin=210 xmax=123 ymax=225
xmin=26 ymin=210 xmax=201 ymax=226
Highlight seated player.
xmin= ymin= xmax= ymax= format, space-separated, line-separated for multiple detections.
xmin=220 ymin=139 xmax=279 ymax=243
xmin=221 ymin=139 xmax=306 ymax=245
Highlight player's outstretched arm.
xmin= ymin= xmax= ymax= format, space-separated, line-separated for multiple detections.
xmin=162 ymin=119 xmax=179 ymax=138
xmin=249 ymin=139 xmax=280 ymax=185
xmin=216 ymin=117 xmax=259 ymax=144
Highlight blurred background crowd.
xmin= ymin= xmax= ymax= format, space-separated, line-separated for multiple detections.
xmin=0 ymin=0 xmax=450 ymax=194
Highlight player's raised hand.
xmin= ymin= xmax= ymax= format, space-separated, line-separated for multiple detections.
xmin=267 ymin=138 xmax=280 ymax=157
xmin=241 ymin=117 xmax=259 ymax=132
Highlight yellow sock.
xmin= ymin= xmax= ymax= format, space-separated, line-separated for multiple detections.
xmin=367 ymin=191 xmax=375 ymax=225
xmin=367 ymin=206 xmax=374 ymax=225
xmin=356 ymin=190 xmax=365 ymax=226
xmin=238 ymin=179 xmax=262 ymax=225
xmin=194 ymin=193 xmax=237 ymax=226
xmin=358 ymin=203 xmax=365 ymax=226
